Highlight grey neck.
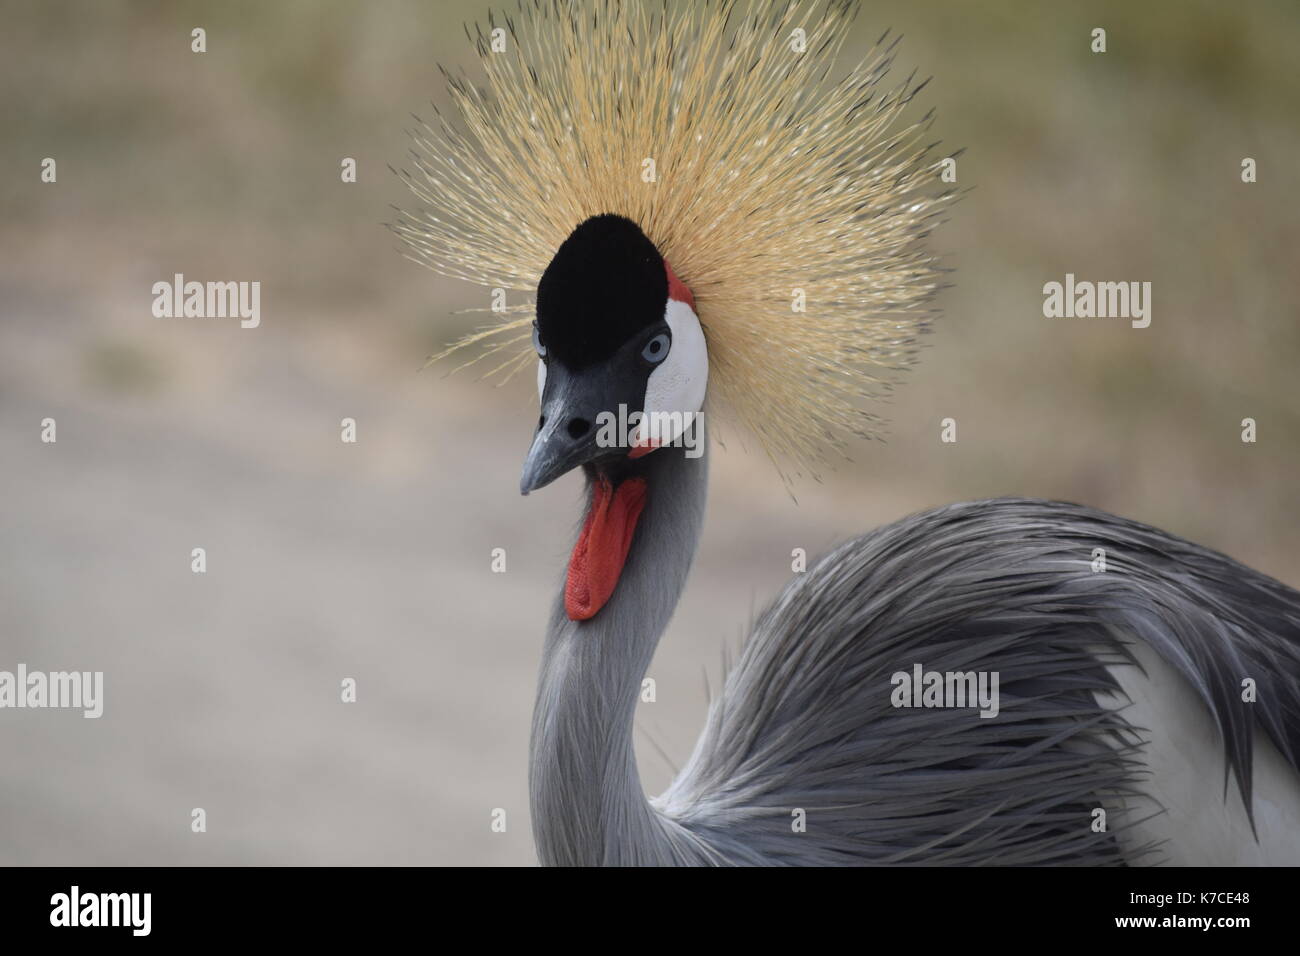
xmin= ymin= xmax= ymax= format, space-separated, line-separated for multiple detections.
xmin=528 ymin=439 xmax=709 ymax=866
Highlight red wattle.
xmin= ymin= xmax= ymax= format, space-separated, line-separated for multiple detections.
xmin=565 ymin=476 xmax=647 ymax=621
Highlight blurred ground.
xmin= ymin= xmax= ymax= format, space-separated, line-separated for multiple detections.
xmin=1 ymin=0 xmax=1297 ymax=865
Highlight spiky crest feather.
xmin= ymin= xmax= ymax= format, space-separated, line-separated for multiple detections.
xmin=394 ymin=0 xmax=956 ymax=474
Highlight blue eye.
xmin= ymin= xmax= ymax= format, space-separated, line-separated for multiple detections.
xmin=642 ymin=332 xmax=670 ymax=363
xmin=532 ymin=322 xmax=547 ymax=358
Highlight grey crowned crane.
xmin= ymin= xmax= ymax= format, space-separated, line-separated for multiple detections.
xmin=395 ymin=0 xmax=1300 ymax=865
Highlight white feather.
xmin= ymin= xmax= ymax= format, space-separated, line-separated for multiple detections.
xmin=635 ymin=299 xmax=708 ymax=449
xmin=1100 ymin=642 xmax=1300 ymax=865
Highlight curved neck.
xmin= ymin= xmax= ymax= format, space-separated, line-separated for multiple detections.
xmin=529 ymin=441 xmax=709 ymax=866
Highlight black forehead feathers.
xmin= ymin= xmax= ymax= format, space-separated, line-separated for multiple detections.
xmin=536 ymin=214 xmax=668 ymax=369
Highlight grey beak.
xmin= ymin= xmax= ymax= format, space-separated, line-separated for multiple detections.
xmin=520 ymin=347 xmax=647 ymax=495
xmin=520 ymin=408 xmax=595 ymax=495
xmin=519 ymin=382 xmax=607 ymax=495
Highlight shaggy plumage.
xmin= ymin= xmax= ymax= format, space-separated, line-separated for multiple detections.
xmin=659 ymin=495 xmax=1300 ymax=864
xmin=531 ymin=442 xmax=1300 ymax=866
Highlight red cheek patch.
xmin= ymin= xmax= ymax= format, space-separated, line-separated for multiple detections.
xmin=664 ymin=258 xmax=695 ymax=309
xmin=565 ymin=476 xmax=648 ymax=621
xmin=628 ymin=436 xmax=660 ymax=459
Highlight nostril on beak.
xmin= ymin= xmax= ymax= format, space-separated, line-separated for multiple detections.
xmin=567 ymin=417 xmax=591 ymax=440
xmin=538 ymin=415 xmax=546 ymax=431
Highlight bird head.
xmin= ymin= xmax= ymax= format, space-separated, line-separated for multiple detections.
xmin=520 ymin=214 xmax=707 ymax=496
xmin=396 ymin=1 xmax=956 ymax=619
xmin=518 ymin=214 xmax=707 ymax=622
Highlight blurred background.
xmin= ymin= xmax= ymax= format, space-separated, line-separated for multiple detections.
xmin=1 ymin=0 xmax=1297 ymax=865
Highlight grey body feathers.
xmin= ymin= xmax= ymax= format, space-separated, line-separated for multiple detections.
xmin=529 ymin=444 xmax=1300 ymax=865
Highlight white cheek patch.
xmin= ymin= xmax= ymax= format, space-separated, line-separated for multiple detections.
xmin=634 ymin=298 xmax=708 ymax=452
xmin=537 ymin=358 xmax=547 ymax=402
